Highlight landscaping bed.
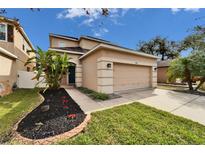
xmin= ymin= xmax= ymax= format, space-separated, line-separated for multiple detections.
xmin=16 ymin=88 xmax=86 ymax=140
xmin=77 ymin=87 xmax=120 ymax=101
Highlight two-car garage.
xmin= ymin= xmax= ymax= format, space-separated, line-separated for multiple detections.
xmin=80 ymin=44 xmax=158 ymax=94
xmin=113 ymin=63 xmax=152 ymax=92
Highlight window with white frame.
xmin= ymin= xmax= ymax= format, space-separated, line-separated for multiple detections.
xmin=0 ymin=23 xmax=14 ymax=42
xmin=0 ymin=23 xmax=6 ymax=41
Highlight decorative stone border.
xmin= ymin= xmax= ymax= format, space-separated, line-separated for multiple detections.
xmin=13 ymin=114 xmax=91 ymax=145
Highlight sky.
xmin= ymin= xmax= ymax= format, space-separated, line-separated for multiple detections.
xmin=3 ymin=8 xmax=205 ymax=56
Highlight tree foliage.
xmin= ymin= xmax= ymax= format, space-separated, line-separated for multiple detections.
xmin=167 ymin=57 xmax=194 ymax=90
xmin=137 ymin=36 xmax=180 ymax=60
xmin=25 ymin=47 xmax=70 ymax=89
xmin=167 ymin=50 xmax=205 ymax=91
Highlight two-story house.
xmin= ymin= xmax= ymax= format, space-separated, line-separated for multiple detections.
xmin=0 ymin=16 xmax=35 ymax=96
xmin=49 ymin=33 xmax=158 ymax=94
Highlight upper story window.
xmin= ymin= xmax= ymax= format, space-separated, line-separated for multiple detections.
xmin=22 ymin=44 xmax=25 ymax=51
xmin=0 ymin=23 xmax=14 ymax=42
xmin=7 ymin=24 xmax=14 ymax=42
xmin=58 ymin=41 xmax=65 ymax=47
xmin=0 ymin=24 xmax=6 ymax=41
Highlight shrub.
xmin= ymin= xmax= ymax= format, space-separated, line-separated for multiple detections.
xmin=90 ymin=92 xmax=109 ymax=100
xmin=78 ymin=87 xmax=109 ymax=100
xmin=25 ymin=47 xmax=70 ymax=89
xmin=77 ymin=87 xmax=93 ymax=94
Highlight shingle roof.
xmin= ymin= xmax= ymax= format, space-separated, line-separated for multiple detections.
xmin=81 ymin=35 xmax=111 ymax=43
xmin=49 ymin=33 xmax=78 ymax=41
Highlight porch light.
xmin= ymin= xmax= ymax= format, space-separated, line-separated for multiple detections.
xmin=107 ymin=63 xmax=112 ymax=69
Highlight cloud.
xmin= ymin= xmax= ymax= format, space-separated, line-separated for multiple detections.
xmin=184 ymin=8 xmax=200 ymax=12
xmin=57 ymin=8 xmax=140 ymax=36
xmin=57 ymin=8 xmax=87 ymax=19
xmin=171 ymin=8 xmax=200 ymax=14
xmin=171 ymin=8 xmax=181 ymax=14
xmin=93 ymin=28 xmax=109 ymax=37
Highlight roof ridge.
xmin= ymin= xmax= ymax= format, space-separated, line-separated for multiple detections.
xmin=49 ymin=33 xmax=78 ymax=40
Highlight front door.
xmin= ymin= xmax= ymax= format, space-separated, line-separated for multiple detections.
xmin=68 ymin=65 xmax=75 ymax=85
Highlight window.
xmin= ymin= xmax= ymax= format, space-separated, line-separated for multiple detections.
xmin=0 ymin=24 xmax=6 ymax=41
xmin=59 ymin=41 xmax=65 ymax=47
xmin=7 ymin=24 xmax=14 ymax=42
xmin=22 ymin=44 xmax=25 ymax=51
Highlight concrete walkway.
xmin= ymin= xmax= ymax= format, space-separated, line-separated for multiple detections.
xmin=66 ymin=88 xmax=131 ymax=113
xmin=66 ymin=88 xmax=205 ymax=126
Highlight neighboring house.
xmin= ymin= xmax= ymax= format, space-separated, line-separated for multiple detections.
xmin=157 ymin=60 xmax=171 ymax=83
xmin=49 ymin=33 xmax=158 ymax=94
xmin=0 ymin=16 xmax=35 ymax=96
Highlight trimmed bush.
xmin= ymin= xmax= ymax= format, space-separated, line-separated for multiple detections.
xmin=77 ymin=87 xmax=109 ymax=101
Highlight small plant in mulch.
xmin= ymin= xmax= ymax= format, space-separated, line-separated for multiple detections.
xmin=77 ymin=87 xmax=121 ymax=101
xmin=16 ymin=88 xmax=86 ymax=139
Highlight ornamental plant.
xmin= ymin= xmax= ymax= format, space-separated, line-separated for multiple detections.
xmin=25 ymin=47 xmax=70 ymax=89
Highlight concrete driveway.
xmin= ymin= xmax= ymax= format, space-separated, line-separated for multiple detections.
xmin=120 ymin=88 xmax=205 ymax=125
xmin=66 ymin=88 xmax=205 ymax=126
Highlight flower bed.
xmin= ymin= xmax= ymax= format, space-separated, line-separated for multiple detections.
xmin=16 ymin=88 xmax=87 ymax=140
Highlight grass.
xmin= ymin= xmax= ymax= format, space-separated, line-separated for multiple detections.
xmin=0 ymin=88 xmax=41 ymax=143
xmin=57 ymin=102 xmax=205 ymax=145
xmin=77 ymin=87 xmax=109 ymax=101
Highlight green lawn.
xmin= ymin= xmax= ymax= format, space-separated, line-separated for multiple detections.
xmin=57 ymin=103 xmax=205 ymax=145
xmin=0 ymin=89 xmax=41 ymax=143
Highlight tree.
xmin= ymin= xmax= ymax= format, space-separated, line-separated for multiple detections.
xmin=167 ymin=50 xmax=205 ymax=91
xmin=137 ymin=36 xmax=180 ymax=60
xmin=25 ymin=47 xmax=70 ymax=89
xmin=189 ymin=50 xmax=205 ymax=90
xmin=167 ymin=57 xmax=194 ymax=90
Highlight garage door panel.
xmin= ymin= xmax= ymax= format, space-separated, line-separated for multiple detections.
xmin=113 ymin=63 xmax=151 ymax=91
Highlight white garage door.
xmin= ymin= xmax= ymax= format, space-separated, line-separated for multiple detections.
xmin=113 ymin=63 xmax=151 ymax=92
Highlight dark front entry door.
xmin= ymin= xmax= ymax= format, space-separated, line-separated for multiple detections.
xmin=68 ymin=66 xmax=75 ymax=85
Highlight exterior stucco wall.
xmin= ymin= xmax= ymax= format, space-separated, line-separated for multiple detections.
xmin=102 ymin=49 xmax=157 ymax=65
xmin=157 ymin=67 xmax=168 ymax=83
xmin=79 ymin=39 xmax=100 ymax=50
xmin=81 ymin=50 xmax=103 ymax=91
xmin=14 ymin=28 xmax=32 ymax=54
xmin=50 ymin=37 xmax=78 ymax=48
xmin=0 ymin=53 xmax=26 ymax=87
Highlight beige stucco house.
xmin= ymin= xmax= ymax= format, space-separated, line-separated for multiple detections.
xmin=49 ymin=33 xmax=158 ymax=94
xmin=0 ymin=16 xmax=35 ymax=96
